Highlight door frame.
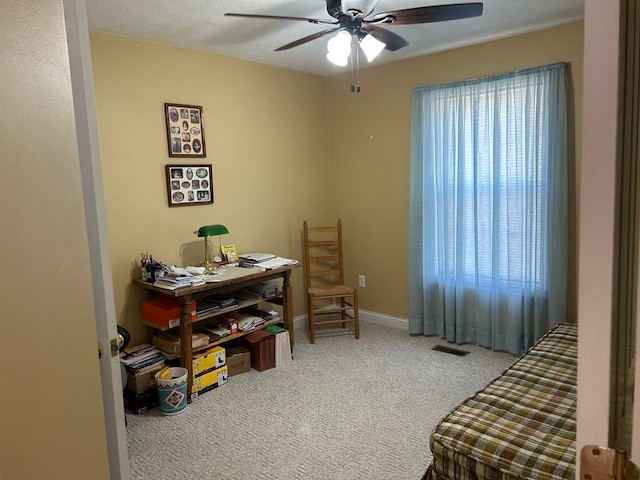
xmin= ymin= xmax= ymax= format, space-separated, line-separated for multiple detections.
xmin=63 ymin=0 xmax=130 ymax=477
xmin=576 ymin=0 xmax=640 ymax=474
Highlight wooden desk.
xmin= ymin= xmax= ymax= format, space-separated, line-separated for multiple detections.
xmin=134 ymin=264 xmax=298 ymax=401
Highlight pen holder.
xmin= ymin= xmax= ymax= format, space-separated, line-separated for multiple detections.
xmin=141 ymin=265 xmax=151 ymax=282
xmin=142 ymin=263 xmax=162 ymax=283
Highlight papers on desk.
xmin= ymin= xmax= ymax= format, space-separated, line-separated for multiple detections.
xmin=237 ymin=253 xmax=299 ymax=269
xmin=152 ymin=265 xmax=226 ymax=289
xmin=154 ymin=272 xmax=192 ymax=289
xmin=239 ymin=253 xmax=276 ymax=262
xmin=253 ymin=256 xmax=298 ymax=270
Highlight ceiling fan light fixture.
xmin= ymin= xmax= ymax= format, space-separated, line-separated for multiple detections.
xmin=326 ymin=50 xmax=349 ymax=66
xmin=326 ymin=30 xmax=352 ymax=66
xmin=359 ymin=34 xmax=386 ymax=62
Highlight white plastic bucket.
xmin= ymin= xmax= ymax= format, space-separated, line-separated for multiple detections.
xmin=155 ymin=367 xmax=188 ymax=415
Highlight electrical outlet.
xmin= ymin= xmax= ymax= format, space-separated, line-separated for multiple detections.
xmin=359 ymin=275 xmax=366 ymax=288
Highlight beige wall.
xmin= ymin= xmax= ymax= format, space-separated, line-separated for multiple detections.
xmin=0 ymin=1 xmax=109 ymax=479
xmin=326 ymin=21 xmax=583 ymax=322
xmin=90 ymin=33 xmax=332 ymax=344
xmin=91 ymin=22 xmax=583 ymax=344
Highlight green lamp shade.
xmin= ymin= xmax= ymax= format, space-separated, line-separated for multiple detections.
xmin=196 ymin=224 xmax=229 ymax=237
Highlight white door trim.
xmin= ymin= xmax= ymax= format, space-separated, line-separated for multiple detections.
xmin=63 ymin=0 xmax=130 ymax=477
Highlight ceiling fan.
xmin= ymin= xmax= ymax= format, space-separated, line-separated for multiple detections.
xmin=226 ymin=1 xmax=483 ymax=53
xmin=225 ymin=0 xmax=483 ymax=91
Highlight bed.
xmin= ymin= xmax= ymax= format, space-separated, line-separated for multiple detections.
xmin=424 ymin=322 xmax=577 ymax=480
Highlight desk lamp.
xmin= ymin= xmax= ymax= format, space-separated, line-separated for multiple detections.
xmin=195 ymin=224 xmax=229 ymax=271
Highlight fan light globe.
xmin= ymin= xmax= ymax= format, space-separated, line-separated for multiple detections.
xmin=326 ymin=30 xmax=352 ymax=66
xmin=327 ymin=50 xmax=349 ymax=66
xmin=360 ymin=34 xmax=386 ymax=62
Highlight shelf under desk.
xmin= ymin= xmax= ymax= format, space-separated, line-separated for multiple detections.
xmin=134 ymin=264 xmax=298 ymax=402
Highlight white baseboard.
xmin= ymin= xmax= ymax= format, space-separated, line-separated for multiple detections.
xmin=293 ymin=309 xmax=408 ymax=331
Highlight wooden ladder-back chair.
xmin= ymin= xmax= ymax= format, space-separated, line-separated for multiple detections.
xmin=302 ymin=219 xmax=360 ymax=344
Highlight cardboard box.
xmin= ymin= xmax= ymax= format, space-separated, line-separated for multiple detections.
xmin=124 ymin=387 xmax=159 ymax=414
xmin=242 ymin=330 xmax=275 ymax=372
xmin=152 ymin=332 xmax=210 ymax=354
xmin=142 ymin=297 xmax=196 ymax=329
xmin=192 ymin=365 xmax=228 ymax=395
xmin=226 ymin=346 xmax=251 ymax=376
xmin=126 ymin=363 xmax=166 ymax=394
xmin=193 ymin=346 xmax=226 ymax=375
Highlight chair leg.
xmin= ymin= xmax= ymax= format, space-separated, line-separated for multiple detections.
xmin=353 ymin=292 xmax=360 ymax=340
xmin=307 ymin=295 xmax=315 ymax=344
xmin=341 ymin=298 xmax=347 ymax=328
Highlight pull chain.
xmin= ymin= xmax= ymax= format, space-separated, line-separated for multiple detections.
xmin=355 ymin=44 xmax=361 ymax=93
xmin=349 ymin=35 xmax=361 ymax=93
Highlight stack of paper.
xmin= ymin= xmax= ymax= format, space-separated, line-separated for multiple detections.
xmin=205 ymin=295 xmax=237 ymax=309
xmin=195 ymin=299 xmax=221 ymax=319
xmin=154 ymin=272 xmax=192 ymax=289
xmin=120 ymin=344 xmax=165 ymax=374
xmin=239 ymin=253 xmax=276 ymax=262
xmin=231 ymin=289 xmax=263 ymax=303
xmin=254 ymin=257 xmax=298 ymax=270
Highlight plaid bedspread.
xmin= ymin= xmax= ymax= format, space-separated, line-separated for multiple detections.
xmin=428 ymin=323 xmax=577 ymax=480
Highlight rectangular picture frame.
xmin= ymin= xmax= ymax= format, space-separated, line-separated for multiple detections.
xmin=165 ymin=164 xmax=213 ymax=207
xmin=164 ymin=103 xmax=206 ymax=158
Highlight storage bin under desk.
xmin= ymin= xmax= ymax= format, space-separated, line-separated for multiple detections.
xmin=241 ymin=330 xmax=275 ymax=372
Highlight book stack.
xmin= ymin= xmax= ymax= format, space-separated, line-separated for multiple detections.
xmin=201 ymin=323 xmax=231 ymax=338
xmin=154 ymin=272 xmax=192 ymax=290
xmin=205 ymin=294 xmax=237 ymax=309
xmin=120 ymin=344 xmax=165 ymax=375
xmin=233 ymin=312 xmax=264 ymax=331
xmin=217 ymin=311 xmax=264 ymax=331
xmin=244 ymin=306 xmax=280 ymax=322
xmin=195 ymin=299 xmax=221 ymax=319
xmin=231 ymin=289 xmax=263 ymax=303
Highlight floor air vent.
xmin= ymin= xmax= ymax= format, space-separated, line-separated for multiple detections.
xmin=432 ymin=345 xmax=470 ymax=356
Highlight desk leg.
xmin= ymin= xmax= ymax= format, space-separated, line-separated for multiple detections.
xmin=179 ymin=295 xmax=193 ymax=403
xmin=282 ymin=270 xmax=294 ymax=346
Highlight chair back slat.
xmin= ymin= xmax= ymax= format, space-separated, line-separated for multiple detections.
xmin=303 ymin=219 xmax=345 ymax=289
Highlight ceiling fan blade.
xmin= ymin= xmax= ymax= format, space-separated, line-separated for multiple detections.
xmin=275 ymin=28 xmax=338 ymax=51
xmin=360 ymin=25 xmax=408 ymax=51
xmin=225 ymin=13 xmax=337 ymax=25
xmin=370 ymin=3 xmax=483 ymax=25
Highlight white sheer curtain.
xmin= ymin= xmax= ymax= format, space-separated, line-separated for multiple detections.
xmin=408 ymin=62 xmax=568 ymax=355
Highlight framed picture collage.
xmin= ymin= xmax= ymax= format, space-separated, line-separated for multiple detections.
xmin=163 ymin=103 xmax=212 ymax=207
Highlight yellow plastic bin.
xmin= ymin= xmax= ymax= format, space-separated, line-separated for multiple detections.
xmin=154 ymin=367 xmax=188 ymax=415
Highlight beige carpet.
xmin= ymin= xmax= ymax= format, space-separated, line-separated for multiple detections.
xmin=126 ymin=322 xmax=514 ymax=480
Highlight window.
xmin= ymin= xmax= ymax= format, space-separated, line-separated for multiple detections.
xmin=408 ymin=62 xmax=568 ymax=354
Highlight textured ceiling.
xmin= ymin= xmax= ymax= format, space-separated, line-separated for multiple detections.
xmin=86 ymin=0 xmax=584 ymax=77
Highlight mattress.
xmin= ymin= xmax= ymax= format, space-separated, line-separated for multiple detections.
xmin=427 ymin=323 xmax=577 ymax=480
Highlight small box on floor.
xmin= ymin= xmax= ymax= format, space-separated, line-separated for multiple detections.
xmin=226 ymin=346 xmax=251 ymax=376
xmin=192 ymin=365 xmax=228 ymax=395
xmin=242 ymin=330 xmax=275 ymax=372
xmin=124 ymin=387 xmax=159 ymax=414
xmin=126 ymin=363 xmax=166 ymax=394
